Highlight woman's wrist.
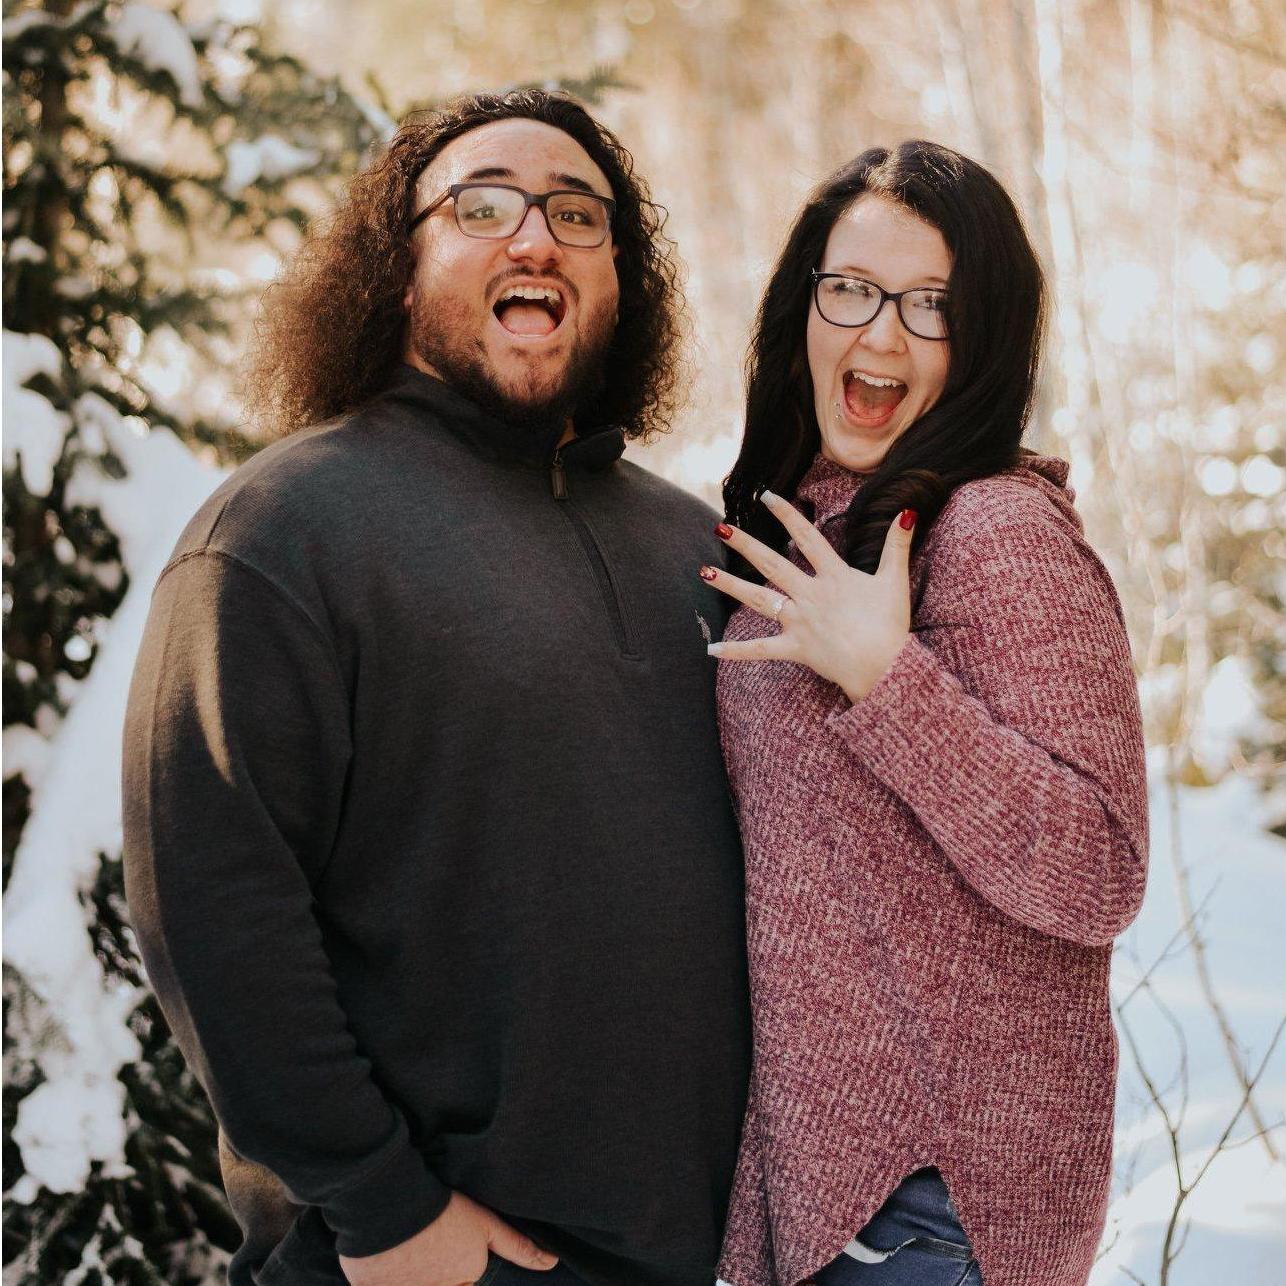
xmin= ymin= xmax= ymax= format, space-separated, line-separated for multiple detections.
xmin=835 ymin=631 xmax=910 ymax=705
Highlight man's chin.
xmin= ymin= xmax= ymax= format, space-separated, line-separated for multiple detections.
xmin=461 ymin=368 xmax=582 ymax=436
xmin=411 ymin=309 xmax=611 ymax=436
xmin=490 ymin=357 xmax=569 ymax=401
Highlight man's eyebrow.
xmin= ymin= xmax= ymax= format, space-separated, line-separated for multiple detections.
xmin=457 ymin=166 xmax=607 ymax=197
xmin=550 ymin=172 xmax=602 ymax=196
xmin=462 ymin=166 xmax=517 ymax=181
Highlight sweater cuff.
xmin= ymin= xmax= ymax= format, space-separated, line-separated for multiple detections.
xmin=321 ymin=1139 xmax=452 ymax=1258
xmin=826 ymin=635 xmax=960 ymax=784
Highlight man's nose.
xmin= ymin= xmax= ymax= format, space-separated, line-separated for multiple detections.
xmin=506 ymin=204 xmax=562 ymax=264
xmin=858 ymin=298 xmax=906 ymax=353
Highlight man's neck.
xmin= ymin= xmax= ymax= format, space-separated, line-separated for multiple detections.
xmin=404 ymin=351 xmax=576 ymax=448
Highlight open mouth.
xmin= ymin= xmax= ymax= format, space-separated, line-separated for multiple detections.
xmin=492 ymin=284 xmax=568 ymax=338
xmin=842 ymin=369 xmax=907 ymax=428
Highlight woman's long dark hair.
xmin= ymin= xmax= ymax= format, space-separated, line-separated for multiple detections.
xmin=723 ymin=141 xmax=1046 ymax=572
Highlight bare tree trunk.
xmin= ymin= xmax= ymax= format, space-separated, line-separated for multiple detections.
xmin=931 ymin=0 xmax=1001 ymax=164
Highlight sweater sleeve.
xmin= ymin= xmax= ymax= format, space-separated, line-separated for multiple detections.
xmin=825 ymin=492 xmax=1148 ymax=947
xmin=122 ymin=550 xmax=451 ymax=1257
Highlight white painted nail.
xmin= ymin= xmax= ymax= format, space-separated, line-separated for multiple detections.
xmin=761 ymin=489 xmax=780 ymax=504
xmin=707 ymin=643 xmax=725 ymax=657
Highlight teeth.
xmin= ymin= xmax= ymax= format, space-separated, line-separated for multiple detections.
xmin=847 ymin=370 xmax=904 ymax=389
xmin=498 ymin=285 xmax=562 ymax=305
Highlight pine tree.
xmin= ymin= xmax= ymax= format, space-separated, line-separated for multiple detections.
xmin=3 ymin=4 xmax=387 ymax=1280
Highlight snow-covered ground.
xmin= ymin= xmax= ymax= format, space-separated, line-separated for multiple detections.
xmin=1093 ymin=768 xmax=1286 ymax=1286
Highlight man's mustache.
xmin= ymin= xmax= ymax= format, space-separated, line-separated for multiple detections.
xmin=486 ymin=267 xmax=580 ymax=307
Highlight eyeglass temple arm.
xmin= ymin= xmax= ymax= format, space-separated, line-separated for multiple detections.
xmin=408 ymin=191 xmax=451 ymax=233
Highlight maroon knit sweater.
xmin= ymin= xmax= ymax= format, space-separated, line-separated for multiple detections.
xmin=715 ymin=451 xmax=1148 ymax=1286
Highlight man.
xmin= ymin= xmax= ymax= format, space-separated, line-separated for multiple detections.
xmin=122 ymin=91 xmax=750 ymax=1286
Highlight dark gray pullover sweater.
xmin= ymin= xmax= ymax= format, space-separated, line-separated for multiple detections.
xmin=122 ymin=365 xmax=751 ymax=1286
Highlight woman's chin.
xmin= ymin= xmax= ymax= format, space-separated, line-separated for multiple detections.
xmin=821 ymin=421 xmax=900 ymax=473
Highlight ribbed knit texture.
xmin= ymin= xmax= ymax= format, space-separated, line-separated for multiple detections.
xmin=715 ymin=452 xmax=1148 ymax=1286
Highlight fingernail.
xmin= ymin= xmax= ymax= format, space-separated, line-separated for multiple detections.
xmin=761 ymin=490 xmax=780 ymax=504
xmin=698 ymin=565 xmax=718 ymax=581
xmin=707 ymin=643 xmax=725 ymax=656
xmin=714 ymin=522 xmax=734 ymax=540
xmin=899 ymin=508 xmax=918 ymax=530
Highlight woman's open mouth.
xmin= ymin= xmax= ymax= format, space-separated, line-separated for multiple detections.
xmin=842 ymin=369 xmax=907 ymax=428
xmin=492 ymin=284 xmax=568 ymax=338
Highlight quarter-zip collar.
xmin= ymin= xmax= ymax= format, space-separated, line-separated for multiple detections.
xmin=380 ymin=363 xmax=626 ymax=473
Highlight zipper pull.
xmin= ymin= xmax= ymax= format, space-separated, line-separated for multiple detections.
xmin=550 ymin=449 xmax=569 ymax=500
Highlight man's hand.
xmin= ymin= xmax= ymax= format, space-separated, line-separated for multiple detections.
xmin=338 ymin=1192 xmax=558 ymax=1286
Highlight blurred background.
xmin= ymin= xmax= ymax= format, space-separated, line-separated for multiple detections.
xmin=3 ymin=0 xmax=1283 ymax=1282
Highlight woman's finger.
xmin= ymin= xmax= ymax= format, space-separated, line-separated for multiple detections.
xmin=698 ymin=566 xmax=790 ymax=622
xmin=876 ymin=508 xmax=917 ymax=579
xmin=707 ymin=635 xmax=794 ymax=663
xmin=714 ymin=522 xmax=809 ymax=596
xmin=760 ymin=490 xmax=845 ymax=574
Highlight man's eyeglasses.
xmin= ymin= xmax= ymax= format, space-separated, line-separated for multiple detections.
xmin=409 ymin=183 xmax=616 ymax=249
xmin=811 ymin=271 xmax=949 ymax=341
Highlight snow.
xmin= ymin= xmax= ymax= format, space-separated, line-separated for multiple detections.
xmin=1193 ymin=655 xmax=1265 ymax=775
xmin=1096 ymin=1147 xmax=1285 ymax=1284
xmin=355 ymin=96 xmax=397 ymax=141
xmin=54 ymin=276 xmax=94 ymax=300
xmin=7 ymin=236 xmax=48 ymax=264
xmin=1093 ymin=770 xmax=1286 ymax=1285
xmin=3 ymin=725 xmax=53 ymax=790
xmin=3 ymin=390 xmax=225 ymax=1195
xmin=223 ymin=135 xmax=322 ymax=196
xmin=1 ymin=10 xmax=54 ymax=41
xmin=110 ymin=4 xmax=204 ymax=109
xmin=3 ymin=328 xmax=71 ymax=495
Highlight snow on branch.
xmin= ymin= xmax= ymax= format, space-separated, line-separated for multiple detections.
xmin=3 ymin=396 xmax=224 ymax=1196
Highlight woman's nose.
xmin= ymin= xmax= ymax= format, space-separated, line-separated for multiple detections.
xmin=859 ymin=299 xmax=905 ymax=352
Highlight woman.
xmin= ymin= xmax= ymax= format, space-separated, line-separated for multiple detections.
xmin=699 ymin=142 xmax=1148 ymax=1286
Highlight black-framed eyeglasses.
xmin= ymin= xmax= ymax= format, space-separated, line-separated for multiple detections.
xmin=409 ymin=183 xmax=616 ymax=248
xmin=811 ymin=271 xmax=949 ymax=341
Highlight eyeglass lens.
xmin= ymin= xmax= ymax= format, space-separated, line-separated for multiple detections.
xmin=815 ymin=276 xmax=948 ymax=340
xmin=454 ymin=185 xmax=610 ymax=247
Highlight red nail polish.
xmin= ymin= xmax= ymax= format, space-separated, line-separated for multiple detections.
xmin=698 ymin=565 xmax=718 ymax=581
xmin=715 ymin=523 xmax=734 ymax=540
xmin=899 ymin=509 xmax=918 ymax=530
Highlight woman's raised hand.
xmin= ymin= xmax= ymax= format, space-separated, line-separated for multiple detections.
xmin=701 ymin=492 xmax=915 ymax=704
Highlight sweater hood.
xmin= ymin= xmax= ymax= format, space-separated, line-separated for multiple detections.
xmin=795 ymin=448 xmax=1076 ymax=529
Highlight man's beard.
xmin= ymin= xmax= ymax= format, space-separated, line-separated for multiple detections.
xmin=409 ymin=293 xmax=614 ymax=438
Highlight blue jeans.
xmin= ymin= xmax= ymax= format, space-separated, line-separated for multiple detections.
xmin=811 ymin=1168 xmax=982 ymax=1285
xmin=475 ymin=1255 xmax=586 ymax=1285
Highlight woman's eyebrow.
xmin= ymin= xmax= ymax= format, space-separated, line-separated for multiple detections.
xmin=827 ymin=264 xmax=948 ymax=288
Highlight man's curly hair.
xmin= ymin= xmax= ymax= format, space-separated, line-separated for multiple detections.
xmin=244 ymin=90 xmax=684 ymax=441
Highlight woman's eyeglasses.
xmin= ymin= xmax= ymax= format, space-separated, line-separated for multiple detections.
xmin=811 ymin=271 xmax=949 ymax=340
